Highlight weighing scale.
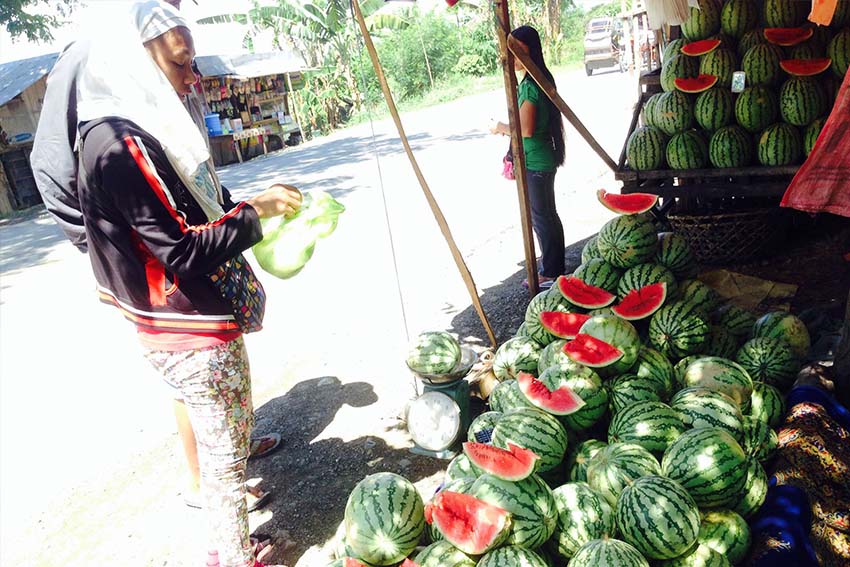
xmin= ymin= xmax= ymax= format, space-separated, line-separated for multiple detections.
xmin=405 ymin=347 xmax=477 ymax=459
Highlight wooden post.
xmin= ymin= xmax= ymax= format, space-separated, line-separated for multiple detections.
xmin=350 ymin=0 xmax=498 ymax=348
xmin=494 ymin=0 xmax=540 ymax=296
xmin=286 ymin=73 xmax=307 ymax=142
xmin=507 ymin=35 xmax=619 ymax=173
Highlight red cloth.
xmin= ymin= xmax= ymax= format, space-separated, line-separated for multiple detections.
xmin=137 ymin=328 xmax=241 ymax=351
xmin=781 ymin=70 xmax=850 ymax=218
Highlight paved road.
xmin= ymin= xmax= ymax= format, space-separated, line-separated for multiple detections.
xmin=0 ymin=67 xmax=635 ymax=566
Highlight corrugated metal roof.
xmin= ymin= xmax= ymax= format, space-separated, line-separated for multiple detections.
xmin=0 ymin=52 xmax=59 ymax=107
xmin=194 ymin=50 xmax=304 ymax=78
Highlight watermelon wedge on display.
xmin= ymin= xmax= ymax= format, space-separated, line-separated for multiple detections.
xmin=400 ymin=560 xmax=420 ymax=567
xmin=463 ymin=441 xmax=540 ymax=481
xmin=681 ymin=38 xmax=722 ymax=56
xmin=517 ymin=371 xmax=586 ymax=416
xmin=425 ymin=491 xmax=511 ymax=555
xmin=596 ymin=189 xmax=659 ymax=214
xmin=612 ymin=282 xmax=668 ymax=320
xmin=563 ymin=334 xmax=624 ymax=368
xmin=764 ymin=27 xmax=814 ymax=46
xmin=539 ymin=311 xmax=591 ymax=339
xmin=557 ymin=275 xmax=616 ymax=309
xmin=779 ymin=58 xmax=832 ymax=76
xmin=675 ymin=74 xmax=719 ymax=93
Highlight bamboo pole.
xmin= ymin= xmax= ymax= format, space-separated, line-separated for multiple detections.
xmin=350 ymin=0 xmax=498 ymax=348
xmin=507 ymin=35 xmax=619 ymax=173
xmin=494 ymin=0 xmax=540 ymax=296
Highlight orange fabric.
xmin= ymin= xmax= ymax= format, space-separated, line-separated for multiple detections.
xmin=809 ymin=0 xmax=839 ymax=26
xmin=136 ymin=328 xmax=241 ymax=351
xmin=781 ymin=70 xmax=850 ymax=218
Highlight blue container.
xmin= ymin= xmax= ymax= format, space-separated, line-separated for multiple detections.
xmin=204 ymin=113 xmax=222 ymax=136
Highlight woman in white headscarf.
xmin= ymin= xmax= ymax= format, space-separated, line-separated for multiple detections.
xmin=75 ymin=3 xmax=298 ymax=565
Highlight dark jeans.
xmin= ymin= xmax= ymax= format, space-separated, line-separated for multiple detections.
xmin=527 ymin=169 xmax=565 ymax=278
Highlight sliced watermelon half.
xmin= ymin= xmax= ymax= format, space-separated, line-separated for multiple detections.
xmin=764 ymin=27 xmax=814 ymax=46
xmin=681 ymin=38 xmax=721 ymax=56
xmin=563 ymin=333 xmax=624 ymax=368
xmin=596 ymin=189 xmax=659 ymax=215
xmin=611 ymin=282 xmax=667 ymax=321
xmin=780 ymin=58 xmax=832 ymax=76
xmin=539 ymin=311 xmax=591 ymax=339
xmin=425 ymin=491 xmax=511 ymax=555
xmin=463 ymin=441 xmax=540 ymax=481
xmin=517 ymin=371 xmax=586 ymax=416
xmin=675 ymin=74 xmax=718 ymax=93
xmin=557 ymin=275 xmax=616 ymax=309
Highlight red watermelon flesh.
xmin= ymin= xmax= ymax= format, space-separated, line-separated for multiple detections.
xmin=764 ymin=27 xmax=814 ymax=46
xmin=425 ymin=491 xmax=511 ymax=555
xmin=675 ymin=74 xmax=719 ymax=93
xmin=563 ymin=334 xmax=624 ymax=368
xmin=597 ymin=189 xmax=659 ymax=215
xmin=400 ymin=560 xmax=420 ymax=567
xmin=463 ymin=441 xmax=539 ymax=481
xmin=779 ymin=58 xmax=832 ymax=76
xmin=557 ymin=275 xmax=616 ymax=309
xmin=611 ymin=282 xmax=667 ymax=321
xmin=539 ymin=311 xmax=590 ymax=339
xmin=517 ymin=371 xmax=586 ymax=416
xmin=342 ymin=559 xmax=370 ymax=567
xmin=681 ymin=38 xmax=722 ymax=56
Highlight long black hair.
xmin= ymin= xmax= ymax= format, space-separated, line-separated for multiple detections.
xmin=510 ymin=25 xmax=565 ymax=167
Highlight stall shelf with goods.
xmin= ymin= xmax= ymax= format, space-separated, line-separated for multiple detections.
xmin=194 ymin=52 xmax=306 ymax=166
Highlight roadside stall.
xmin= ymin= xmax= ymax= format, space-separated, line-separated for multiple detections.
xmin=194 ymin=51 xmax=306 ymax=166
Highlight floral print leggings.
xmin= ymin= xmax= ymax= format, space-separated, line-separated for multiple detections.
xmin=144 ymin=337 xmax=254 ymax=567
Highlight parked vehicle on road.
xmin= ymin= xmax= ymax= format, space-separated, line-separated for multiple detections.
xmin=583 ymin=17 xmax=623 ymax=76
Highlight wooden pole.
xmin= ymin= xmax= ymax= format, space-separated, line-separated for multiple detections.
xmin=507 ymin=35 xmax=619 ymax=173
xmin=494 ymin=0 xmax=540 ymax=296
xmin=350 ymin=0 xmax=498 ymax=348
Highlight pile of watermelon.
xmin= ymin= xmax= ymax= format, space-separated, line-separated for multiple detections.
xmin=627 ymin=0 xmax=850 ymax=171
xmin=326 ymin=192 xmax=813 ymax=567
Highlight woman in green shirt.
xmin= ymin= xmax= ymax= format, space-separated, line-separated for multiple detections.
xmin=492 ymin=26 xmax=567 ymax=288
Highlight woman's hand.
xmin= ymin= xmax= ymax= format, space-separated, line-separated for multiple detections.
xmin=247 ymin=183 xmax=303 ymax=219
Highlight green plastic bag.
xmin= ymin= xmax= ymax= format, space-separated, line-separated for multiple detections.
xmin=253 ymin=190 xmax=345 ymax=279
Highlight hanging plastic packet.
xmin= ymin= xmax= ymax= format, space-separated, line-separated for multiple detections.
xmin=252 ymin=190 xmax=345 ymax=279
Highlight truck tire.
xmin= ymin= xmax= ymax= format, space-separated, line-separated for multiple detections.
xmin=585 ymin=65 xmax=593 ymax=76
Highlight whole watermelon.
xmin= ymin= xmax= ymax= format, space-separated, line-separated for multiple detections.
xmin=735 ymin=86 xmax=778 ymax=133
xmin=661 ymin=54 xmax=701 ymax=92
xmin=655 ymin=90 xmax=696 ymax=135
xmin=757 ymin=123 xmax=802 ymax=167
xmin=477 ymin=546 xmax=549 ymax=567
xmin=779 ymin=77 xmax=826 ymax=127
xmin=617 ymin=262 xmax=678 ymax=299
xmin=574 ymin=258 xmax=622 ymax=294
xmin=587 ymin=442 xmax=662 ymax=507
xmin=608 ymin=374 xmax=663 ymax=413
xmin=627 ymin=125 xmax=668 ymax=171
xmin=648 ymin=301 xmax=710 ymax=359
xmin=654 ymin=232 xmax=697 ymax=280
xmin=488 ymin=379 xmax=533 ymax=413
xmin=720 ymin=0 xmax=758 ymax=38
xmin=742 ymin=43 xmax=782 ymax=86
xmin=828 ymin=29 xmax=850 ymax=79
xmin=524 ymin=289 xmax=573 ymax=346
xmin=343 ymin=473 xmax=425 ymax=565
xmin=493 ymin=337 xmax=542 ymax=381
xmin=616 ymin=475 xmax=701 ymax=559
xmin=752 ymin=310 xmax=811 ymax=359
xmin=670 ymin=387 xmax=745 ymax=442
xmin=597 ymin=214 xmax=658 ymax=269
xmin=732 ymin=457 xmax=768 ymax=518
xmin=407 ymin=331 xmax=461 ymax=374
xmin=741 ymin=414 xmax=778 ymax=461
xmin=698 ymin=509 xmax=752 ymax=565
xmin=472 ymin=473 xmax=557 ymax=549
xmin=680 ymin=356 xmax=754 ymax=409
xmin=700 ymin=48 xmax=737 ymax=88
xmin=608 ymin=401 xmax=686 ymax=454
xmin=491 ymin=407 xmax=567 ymax=473
xmin=709 ymin=125 xmax=753 ymax=168
xmin=804 ymin=118 xmax=826 ymax=156
xmin=632 ymin=346 xmax=676 ymax=399
xmin=667 ymin=130 xmax=709 ymax=170
xmin=735 ymin=337 xmax=798 ymax=390
xmin=569 ymin=538 xmax=650 ymax=567
xmin=550 ymin=482 xmax=616 ymax=559
xmin=414 ymin=541 xmax=476 ymax=567
xmin=695 ymin=88 xmax=734 ymax=131
xmin=566 ymin=438 xmax=607 ymax=482
xmin=656 ymin=543 xmax=731 ymax=566
xmin=748 ymin=381 xmax=786 ymax=428
xmin=682 ymin=0 xmax=722 ymax=41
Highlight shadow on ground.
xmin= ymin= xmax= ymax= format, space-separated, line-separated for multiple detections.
xmin=0 ymin=207 xmax=69 ymax=275
xmin=247 ymin=376 xmax=446 ymax=565
xmin=449 ymin=236 xmax=593 ymax=346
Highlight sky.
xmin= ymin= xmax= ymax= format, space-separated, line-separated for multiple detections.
xmin=0 ymin=0 xmax=260 ymax=64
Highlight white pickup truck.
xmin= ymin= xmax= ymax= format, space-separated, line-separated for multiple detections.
xmin=583 ymin=17 xmax=624 ymax=76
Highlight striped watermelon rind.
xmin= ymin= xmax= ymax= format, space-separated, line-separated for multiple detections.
xmin=699 ymin=48 xmax=738 ymax=87
xmin=574 ymin=258 xmax=623 ymax=294
xmin=735 ymin=86 xmax=778 ymax=133
xmin=682 ymin=0 xmax=722 ymax=41
xmin=537 ymin=339 xmax=570 ymax=375
xmin=655 ymin=90 xmax=696 ymax=135
xmin=804 ymin=118 xmax=826 ymax=156
xmin=616 ymin=475 xmax=701 ymax=559
xmin=633 ymin=346 xmax=675 ymax=400
xmin=607 ymin=373 xmax=663 ymax=414
xmin=736 ymin=336 xmax=799 ymax=390
xmin=488 ymin=379 xmax=534 ymax=414
xmin=467 ymin=411 xmax=503 ymax=443
xmin=414 ymin=540 xmax=476 ymax=567
xmin=471 ymin=473 xmax=557 ymax=549
xmin=681 ymin=356 xmax=754 ymax=410
xmin=538 ymin=364 xmax=609 ymax=431
xmin=493 ymin=337 xmax=542 ymax=381
xmin=661 ymin=427 xmax=748 ymax=508
xmin=720 ymin=0 xmax=758 ymax=38
xmin=742 ymin=43 xmax=782 ymax=86
xmin=477 ymin=545 xmax=549 ymax=567
xmin=551 ymin=482 xmax=616 ymax=559
xmin=751 ymin=310 xmax=811 ymax=359
xmin=566 ymin=439 xmax=608 ymax=482
xmin=661 ymin=54 xmax=701 ymax=92
xmin=656 ymin=543 xmax=731 ymax=566
xmin=676 ymin=279 xmax=723 ymax=316
xmin=586 ymin=442 xmax=662 ymax=507
xmin=597 ymin=213 xmax=658 ymax=270
xmin=741 ymin=414 xmax=778 ymax=462
xmin=827 ymin=29 xmax=850 ymax=79
xmin=626 ymin=126 xmax=668 ymax=171
xmin=655 ymin=231 xmax=697 ymax=279
xmin=343 ymin=472 xmax=425 ymax=565
xmin=579 ymin=314 xmax=642 ymax=374
xmin=779 ymin=76 xmax=826 ymax=126
xmin=703 ymin=325 xmax=739 ymax=359
xmin=524 ymin=290 xmax=574 ymax=347
xmin=648 ymin=301 xmax=710 ymax=359
xmin=581 ymin=236 xmax=603 ymax=263
xmin=608 ymin=401 xmax=686 ymax=454
xmin=570 ymin=538 xmax=650 ymax=567
xmin=709 ymin=125 xmax=752 ymax=168
xmin=667 ymin=130 xmax=709 ymax=170
xmin=407 ymin=331 xmax=461 ymax=375
xmin=732 ymin=457 xmax=768 ymax=518
xmin=757 ymin=122 xmax=802 ymax=166
xmin=763 ymin=0 xmax=808 ymax=28
xmin=713 ymin=303 xmax=757 ymax=338
xmin=670 ymin=387 xmax=745 ymax=443
xmin=491 ymin=407 xmax=568 ymax=473
xmin=444 ymin=454 xmax=483 ymax=483
xmin=617 ymin=263 xmax=677 ymax=300
xmin=747 ymin=381 xmax=786 ymax=428
xmin=738 ymin=28 xmax=766 ymax=57
xmin=698 ymin=509 xmax=752 ymax=565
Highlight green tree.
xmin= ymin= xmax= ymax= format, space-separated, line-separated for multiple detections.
xmin=1 ymin=0 xmax=76 ymax=43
